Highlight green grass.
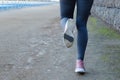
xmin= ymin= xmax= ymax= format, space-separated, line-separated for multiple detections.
xmin=89 ymin=16 xmax=120 ymax=75
xmin=88 ymin=16 xmax=120 ymax=39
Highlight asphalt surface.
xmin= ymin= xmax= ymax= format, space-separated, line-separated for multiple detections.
xmin=0 ymin=4 xmax=120 ymax=80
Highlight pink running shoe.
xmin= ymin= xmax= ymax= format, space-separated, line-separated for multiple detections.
xmin=75 ymin=60 xmax=86 ymax=73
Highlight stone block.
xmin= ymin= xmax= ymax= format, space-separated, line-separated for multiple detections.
xmin=93 ymin=0 xmax=115 ymax=7
xmin=115 ymin=0 xmax=120 ymax=8
xmin=114 ymin=9 xmax=120 ymax=30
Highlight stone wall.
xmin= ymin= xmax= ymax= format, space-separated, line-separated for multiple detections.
xmin=91 ymin=0 xmax=120 ymax=31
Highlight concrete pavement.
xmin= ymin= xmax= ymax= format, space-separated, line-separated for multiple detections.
xmin=0 ymin=4 xmax=120 ymax=80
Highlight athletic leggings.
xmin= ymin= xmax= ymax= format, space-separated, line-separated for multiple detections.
xmin=60 ymin=0 xmax=93 ymax=61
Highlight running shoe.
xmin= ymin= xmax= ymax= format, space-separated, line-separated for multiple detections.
xmin=63 ymin=19 xmax=75 ymax=48
xmin=75 ymin=60 xmax=86 ymax=74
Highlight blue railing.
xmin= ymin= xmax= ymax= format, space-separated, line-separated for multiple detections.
xmin=0 ymin=2 xmax=55 ymax=11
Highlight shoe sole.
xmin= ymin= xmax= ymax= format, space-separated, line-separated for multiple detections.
xmin=75 ymin=70 xmax=85 ymax=74
xmin=64 ymin=19 xmax=75 ymax=48
xmin=75 ymin=68 xmax=86 ymax=74
xmin=64 ymin=34 xmax=74 ymax=43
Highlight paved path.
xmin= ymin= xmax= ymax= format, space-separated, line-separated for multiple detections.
xmin=0 ymin=4 xmax=120 ymax=80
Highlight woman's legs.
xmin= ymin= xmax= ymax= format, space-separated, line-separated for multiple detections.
xmin=60 ymin=0 xmax=94 ymax=73
xmin=76 ymin=0 xmax=93 ymax=61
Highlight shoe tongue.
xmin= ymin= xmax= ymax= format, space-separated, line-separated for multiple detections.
xmin=76 ymin=60 xmax=84 ymax=68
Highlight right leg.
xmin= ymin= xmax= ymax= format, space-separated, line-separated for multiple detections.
xmin=60 ymin=0 xmax=76 ymax=48
xmin=60 ymin=0 xmax=76 ymax=28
